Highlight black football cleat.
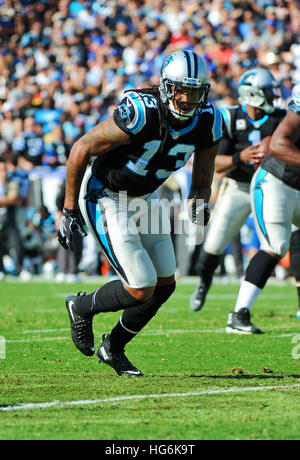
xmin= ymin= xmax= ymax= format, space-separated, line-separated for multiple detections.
xmin=66 ymin=291 xmax=95 ymax=356
xmin=226 ymin=308 xmax=262 ymax=334
xmin=190 ymin=278 xmax=212 ymax=312
xmin=97 ymin=333 xmax=143 ymax=377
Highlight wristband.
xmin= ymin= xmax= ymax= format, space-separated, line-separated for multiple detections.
xmin=63 ymin=208 xmax=79 ymax=217
xmin=232 ymin=152 xmax=243 ymax=167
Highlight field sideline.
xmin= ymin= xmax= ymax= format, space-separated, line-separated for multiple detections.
xmin=0 ymin=278 xmax=299 ymax=440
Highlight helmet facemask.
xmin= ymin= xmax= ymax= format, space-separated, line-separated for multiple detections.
xmin=160 ymin=80 xmax=210 ymax=120
xmin=238 ymin=84 xmax=281 ymax=114
xmin=159 ymin=51 xmax=210 ymax=121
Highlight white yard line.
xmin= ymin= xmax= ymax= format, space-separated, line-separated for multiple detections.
xmin=173 ymin=293 xmax=295 ymax=299
xmin=1 ymin=384 xmax=300 ymax=412
xmin=8 ymin=330 xmax=225 ymax=343
xmin=23 ymin=328 xmax=69 ymax=334
xmin=7 ymin=337 xmax=69 ymax=343
xmin=6 ymin=324 xmax=297 ymax=342
xmin=144 ymin=328 xmax=225 ymax=335
xmin=54 ymin=292 xmax=296 ymax=300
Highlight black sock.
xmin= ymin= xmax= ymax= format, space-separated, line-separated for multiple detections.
xmin=198 ymin=250 xmax=221 ymax=283
xmin=75 ymin=280 xmax=142 ymax=317
xmin=109 ymin=283 xmax=176 ymax=352
xmin=108 ymin=320 xmax=137 ymax=353
xmin=245 ymin=250 xmax=278 ymax=289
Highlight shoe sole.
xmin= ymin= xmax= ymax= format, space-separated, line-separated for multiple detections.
xmin=226 ymin=326 xmax=262 ymax=335
xmin=119 ymin=371 xmax=144 ymax=377
xmin=190 ymin=303 xmax=203 ymax=312
xmin=66 ymin=297 xmax=95 ymax=356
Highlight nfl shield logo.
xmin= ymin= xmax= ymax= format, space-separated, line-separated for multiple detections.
xmin=236 ymin=119 xmax=247 ymax=130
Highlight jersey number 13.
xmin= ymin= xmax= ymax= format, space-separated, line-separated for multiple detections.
xmin=126 ymin=140 xmax=195 ymax=179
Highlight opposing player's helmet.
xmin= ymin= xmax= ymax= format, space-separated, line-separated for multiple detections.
xmin=159 ymin=50 xmax=210 ymax=120
xmin=238 ymin=68 xmax=281 ymax=114
xmin=288 ymin=83 xmax=300 ymax=114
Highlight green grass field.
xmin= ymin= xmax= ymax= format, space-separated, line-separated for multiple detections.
xmin=0 ymin=278 xmax=300 ymax=440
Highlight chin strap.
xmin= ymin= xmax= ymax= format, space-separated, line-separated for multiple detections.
xmin=168 ymin=100 xmax=196 ymax=120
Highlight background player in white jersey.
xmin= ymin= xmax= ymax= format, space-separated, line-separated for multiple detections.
xmin=57 ymin=50 xmax=223 ymax=376
xmin=228 ymin=84 xmax=300 ymax=333
xmin=190 ymin=68 xmax=285 ymax=318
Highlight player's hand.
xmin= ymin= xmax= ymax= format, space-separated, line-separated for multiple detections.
xmin=188 ymin=199 xmax=211 ymax=226
xmin=57 ymin=209 xmax=87 ymax=251
xmin=240 ymin=144 xmax=265 ymax=165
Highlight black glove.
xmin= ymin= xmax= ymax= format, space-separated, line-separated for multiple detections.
xmin=57 ymin=209 xmax=87 ymax=251
xmin=189 ymin=199 xmax=210 ymax=226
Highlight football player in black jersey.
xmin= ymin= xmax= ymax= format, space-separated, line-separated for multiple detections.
xmin=229 ymin=84 xmax=300 ymax=331
xmin=190 ymin=68 xmax=285 ymax=326
xmin=57 ymin=50 xmax=223 ymax=376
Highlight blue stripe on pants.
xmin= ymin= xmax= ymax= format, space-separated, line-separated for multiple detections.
xmin=253 ymin=168 xmax=269 ymax=242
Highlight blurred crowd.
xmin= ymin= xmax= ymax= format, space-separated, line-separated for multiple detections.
xmin=0 ymin=0 xmax=299 ymax=281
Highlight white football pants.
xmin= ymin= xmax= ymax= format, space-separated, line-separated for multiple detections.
xmin=79 ymin=170 xmax=176 ymax=288
xmin=204 ymin=178 xmax=251 ymax=255
xmin=251 ymin=168 xmax=300 ymax=258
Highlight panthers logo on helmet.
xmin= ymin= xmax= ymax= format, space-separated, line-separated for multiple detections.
xmin=160 ymin=55 xmax=174 ymax=76
xmin=238 ymin=68 xmax=281 ymax=114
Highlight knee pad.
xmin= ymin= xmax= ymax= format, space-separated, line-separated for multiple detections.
xmin=121 ymin=282 xmax=176 ymax=333
xmin=290 ymin=230 xmax=300 ymax=280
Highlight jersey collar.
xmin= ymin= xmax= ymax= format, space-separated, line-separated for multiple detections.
xmin=164 ymin=112 xmax=199 ymax=140
xmin=241 ymin=105 xmax=269 ymax=128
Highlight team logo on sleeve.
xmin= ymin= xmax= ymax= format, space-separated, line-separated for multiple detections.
xmin=118 ymin=103 xmax=131 ymax=120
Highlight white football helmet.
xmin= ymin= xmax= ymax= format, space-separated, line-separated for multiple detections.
xmin=159 ymin=50 xmax=210 ymax=120
xmin=238 ymin=68 xmax=281 ymax=114
xmin=288 ymin=83 xmax=300 ymax=114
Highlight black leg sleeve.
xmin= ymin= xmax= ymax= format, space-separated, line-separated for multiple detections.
xmin=109 ymin=282 xmax=176 ymax=352
xmin=75 ymin=280 xmax=143 ymax=317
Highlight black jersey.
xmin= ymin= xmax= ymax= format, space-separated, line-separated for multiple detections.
xmin=219 ymin=105 xmax=286 ymax=183
xmin=92 ymin=91 xmax=223 ymax=196
xmin=261 ymin=111 xmax=300 ymax=191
